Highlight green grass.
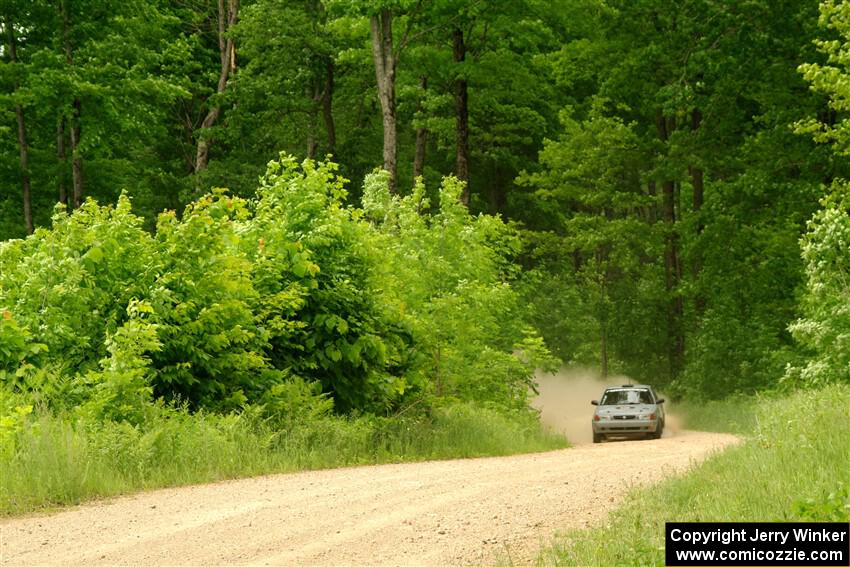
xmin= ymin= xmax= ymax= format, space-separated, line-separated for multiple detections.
xmin=0 ymin=402 xmax=567 ymax=516
xmin=538 ymin=384 xmax=850 ymax=566
xmin=672 ymin=394 xmax=760 ymax=434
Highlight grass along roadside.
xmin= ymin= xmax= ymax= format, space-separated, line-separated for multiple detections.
xmin=672 ymin=394 xmax=759 ymax=434
xmin=537 ymin=384 xmax=850 ymax=566
xmin=0 ymin=402 xmax=567 ymax=517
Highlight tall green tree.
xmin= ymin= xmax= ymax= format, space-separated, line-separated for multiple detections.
xmin=0 ymin=0 xmax=191 ymax=235
xmin=519 ymin=0 xmax=837 ymax=395
xmin=788 ymin=0 xmax=850 ymax=387
xmin=2 ymin=3 xmax=33 ymax=233
xmin=194 ymin=0 xmax=239 ymax=176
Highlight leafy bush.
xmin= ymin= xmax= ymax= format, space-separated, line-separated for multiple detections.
xmin=251 ymin=158 xmax=413 ymax=413
xmin=0 ymin=198 xmax=157 ymax=375
xmin=0 ymin=155 xmax=562 ymax=519
xmin=793 ymin=483 xmax=850 ymax=522
xmin=0 ymin=312 xmax=47 ymax=388
xmin=148 ymin=192 xmax=280 ymax=410
xmin=785 ymin=188 xmax=850 ymax=387
xmin=364 ymin=172 xmax=556 ymax=412
xmin=75 ymin=308 xmax=161 ymax=424
xmin=1 ymin=155 xmax=552 ymax=442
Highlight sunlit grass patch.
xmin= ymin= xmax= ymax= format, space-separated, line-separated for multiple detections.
xmin=0 ymin=402 xmax=567 ymax=516
xmin=673 ymin=394 xmax=760 ymax=434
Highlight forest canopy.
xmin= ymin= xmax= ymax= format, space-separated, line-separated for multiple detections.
xmin=2 ymin=0 xmax=850 ymax=416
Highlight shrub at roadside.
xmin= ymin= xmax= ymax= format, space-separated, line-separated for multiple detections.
xmin=785 ymin=189 xmax=850 ymax=387
xmin=0 ymin=155 xmax=561 ymax=514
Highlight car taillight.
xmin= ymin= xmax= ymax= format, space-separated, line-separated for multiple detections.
xmin=593 ymin=415 xmax=600 ymax=421
xmin=649 ymin=413 xmax=656 ymax=420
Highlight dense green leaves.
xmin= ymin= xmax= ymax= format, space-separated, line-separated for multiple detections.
xmin=365 ymin=172 xmax=552 ymax=410
xmin=778 ymin=0 xmax=850 ymax=390
xmin=3 ymin=0 xmax=850 ymax=415
xmin=0 ymin=198 xmax=156 ymax=373
xmin=785 ymin=190 xmax=850 ymax=387
xmin=0 ymin=156 xmax=545 ymax=422
xmin=513 ymin=0 xmax=844 ymax=397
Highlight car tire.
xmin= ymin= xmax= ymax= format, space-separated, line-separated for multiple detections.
xmin=651 ymin=421 xmax=664 ymax=439
xmin=592 ymin=432 xmax=603 ymax=444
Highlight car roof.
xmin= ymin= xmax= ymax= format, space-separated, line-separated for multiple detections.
xmin=604 ymin=384 xmax=652 ymax=390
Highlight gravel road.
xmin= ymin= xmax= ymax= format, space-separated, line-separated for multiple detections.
xmin=0 ymin=430 xmax=737 ymax=566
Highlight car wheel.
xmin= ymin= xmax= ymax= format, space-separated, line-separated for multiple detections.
xmin=652 ymin=421 xmax=664 ymax=439
xmin=592 ymin=432 xmax=603 ymax=444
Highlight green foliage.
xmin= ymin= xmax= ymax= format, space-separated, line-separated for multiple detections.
xmin=364 ymin=171 xmax=552 ymax=411
xmin=149 ymin=192 xmax=277 ymax=410
xmin=0 ymin=153 xmax=565 ymax=514
xmin=784 ymin=187 xmax=850 ymax=386
xmin=518 ymin=109 xmax=666 ymax=379
xmin=794 ymin=483 xmax=850 ymax=522
xmin=0 ymin=400 xmax=32 ymax=460
xmin=252 ymin=158 xmax=411 ymax=413
xmin=0 ymin=311 xmax=47 ymax=387
xmin=2 ymin=0 xmax=844 ymax=407
xmin=513 ymin=0 xmax=831 ymax=395
xmin=0 ymin=0 xmax=192 ymax=230
xmin=790 ymin=2 xmax=850 ymax=388
xmin=10 ymin=1 xmax=850 ymax=533
xmin=0 ymin=155 xmax=546 ymax=427
xmin=0 ymin=400 xmax=566 ymax=516
xmin=798 ymin=0 xmax=850 ymax=154
xmin=75 ymin=307 xmax=161 ymax=424
xmin=0 ymin=197 xmax=156 ymax=375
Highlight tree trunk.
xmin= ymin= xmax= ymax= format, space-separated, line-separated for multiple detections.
xmin=453 ymin=28 xmax=470 ymax=205
xmin=434 ymin=346 xmax=443 ymax=397
xmin=663 ymin=177 xmax=684 ymax=377
xmin=307 ymin=82 xmax=319 ymax=159
xmin=195 ymin=0 xmax=239 ymax=175
xmin=16 ymin=105 xmax=33 ymax=234
xmin=413 ymin=76 xmax=427 ymax=180
xmin=487 ymin=162 xmax=507 ymax=215
xmin=57 ymin=118 xmax=68 ymax=206
xmin=5 ymin=13 xmax=33 ymax=234
xmin=322 ymin=59 xmax=336 ymax=154
xmin=61 ymin=0 xmax=83 ymax=209
xmin=689 ymin=109 xmax=706 ymax=316
xmin=306 ymin=115 xmax=318 ymax=159
xmin=370 ymin=10 xmax=398 ymax=193
xmin=70 ymin=99 xmax=83 ymax=209
xmin=690 ymin=110 xmax=704 ymax=231
xmin=600 ymin=324 xmax=609 ymax=378
xmin=656 ymin=112 xmax=684 ymax=378
xmin=597 ymin=245 xmax=611 ymax=379
xmin=646 ymin=181 xmax=657 ymax=224
xmin=691 ymin=165 xmax=704 ymax=223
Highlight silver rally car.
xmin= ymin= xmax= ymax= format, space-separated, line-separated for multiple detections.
xmin=591 ymin=384 xmax=665 ymax=443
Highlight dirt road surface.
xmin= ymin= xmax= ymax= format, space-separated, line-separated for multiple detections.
xmin=0 ymin=430 xmax=737 ymax=566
